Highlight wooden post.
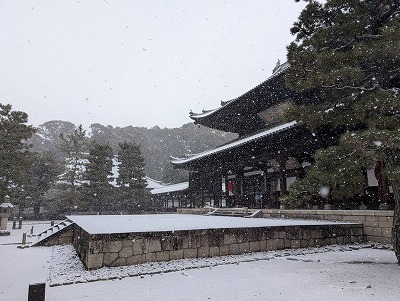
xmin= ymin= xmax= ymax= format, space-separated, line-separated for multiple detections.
xmin=28 ymin=282 xmax=46 ymax=301
xmin=278 ymin=157 xmax=287 ymax=196
xmin=22 ymin=232 xmax=27 ymax=246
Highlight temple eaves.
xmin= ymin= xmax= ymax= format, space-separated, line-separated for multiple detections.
xmin=171 ymin=120 xmax=297 ymax=166
xmin=189 ymin=61 xmax=290 ymax=121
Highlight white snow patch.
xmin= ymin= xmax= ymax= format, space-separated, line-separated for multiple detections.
xmin=66 ymin=214 xmax=354 ymax=235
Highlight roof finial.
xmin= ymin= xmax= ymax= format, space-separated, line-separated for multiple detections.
xmin=272 ymin=59 xmax=281 ymax=74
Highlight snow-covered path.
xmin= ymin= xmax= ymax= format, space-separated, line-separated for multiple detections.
xmin=47 ymin=248 xmax=399 ymax=301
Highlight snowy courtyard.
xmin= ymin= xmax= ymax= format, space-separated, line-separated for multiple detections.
xmin=1 ymin=220 xmax=400 ymax=301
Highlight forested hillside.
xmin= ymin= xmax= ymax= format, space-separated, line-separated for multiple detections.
xmin=28 ymin=120 xmax=237 ymax=182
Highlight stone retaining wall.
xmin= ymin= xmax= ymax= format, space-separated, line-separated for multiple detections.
xmin=177 ymin=208 xmax=394 ymax=244
xmin=39 ymin=227 xmax=74 ymax=246
xmin=261 ymin=209 xmax=393 ymax=244
xmin=73 ymin=223 xmax=363 ymax=269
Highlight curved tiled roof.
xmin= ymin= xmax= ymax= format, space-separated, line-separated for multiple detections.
xmin=171 ymin=121 xmax=297 ymax=165
xmin=189 ymin=62 xmax=289 ymax=121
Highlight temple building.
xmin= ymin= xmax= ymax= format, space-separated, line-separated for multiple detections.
xmin=171 ymin=62 xmax=390 ymax=209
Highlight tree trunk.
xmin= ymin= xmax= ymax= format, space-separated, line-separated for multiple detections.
xmin=385 ymin=151 xmax=400 ymax=264
xmin=392 ymin=184 xmax=400 ymax=264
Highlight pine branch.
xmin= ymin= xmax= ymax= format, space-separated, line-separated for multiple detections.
xmin=322 ymin=83 xmax=380 ymax=91
xmin=335 ymin=149 xmax=357 ymax=161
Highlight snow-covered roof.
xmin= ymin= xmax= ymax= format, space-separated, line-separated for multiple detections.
xmin=190 ymin=61 xmax=289 ymax=120
xmin=0 ymin=202 xmax=14 ymax=208
xmin=66 ymin=214 xmax=352 ymax=235
xmin=150 ymin=182 xmax=189 ymax=194
xmin=146 ymin=177 xmax=165 ymax=189
xmin=171 ymin=121 xmax=297 ymax=165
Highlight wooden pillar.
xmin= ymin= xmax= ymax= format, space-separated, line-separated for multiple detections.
xmin=235 ymin=168 xmax=244 ymax=207
xmin=278 ymin=157 xmax=287 ymax=196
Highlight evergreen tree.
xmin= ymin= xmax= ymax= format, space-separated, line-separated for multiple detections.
xmin=117 ymin=141 xmax=150 ymax=212
xmin=0 ymin=104 xmax=36 ymax=203
xmin=58 ymin=125 xmax=88 ymax=210
xmin=81 ymin=142 xmax=114 ymax=212
xmin=26 ymin=152 xmax=62 ymax=218
xmin=284 ymin=0 xmax=400 ymax=262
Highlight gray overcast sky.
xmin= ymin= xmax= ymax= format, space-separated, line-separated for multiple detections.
xmin=0 ymin=0 xmax=305 ymax=129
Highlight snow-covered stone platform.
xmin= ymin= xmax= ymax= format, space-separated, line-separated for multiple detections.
xmin=62 ymin=214 xmax=364 ymax=269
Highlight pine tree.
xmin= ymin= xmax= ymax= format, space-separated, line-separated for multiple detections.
xmin=26 ymin=152 xmax=61 ymax=218
xmin=81 ymin=142 xmax=114 ymax=212
xmin=58 ymin=125 xmax=88 ymax=210
xmin=117 ymin=142 xmax=150 ymax=212
xmin=0 ymin=104 xmax=36 ymax=203
xmin=285 ymin=0 xmax=400 ymax=262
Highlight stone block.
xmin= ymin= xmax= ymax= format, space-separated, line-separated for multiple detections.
xmin=277 ymin=231 xmax=286 ymax=239
xmin=209 ymin=246 xmax=220 ymax=257
xmin=112 ymin=257 xmax=127 ymax=267
xmin=257 ymin=229 xmax=267 ymax=241
xmin=208 ymin=231 xmax=224 ymax=247
xmin=199 ymin=235 xmax=209 ymax=247
xmin=363 ymin=221 xmax=379 ymax=228
xmin=245 ymin=228 xmax=258 ymax=241
xmin=103 ymin=252 xmax=119 ymax=265
xmin=249 ymin=241 xmax=260 ymax=252
xmin=363 ymin=227 xmax=375 ymax=236
xmin=300 ymin=239 xmax=309 ymax=248
xmin=219 ymin=245 xmax=229 ymax=256
xmin=266 ymin=239 xmax=278 ymax=251
xmin=122 ymin=239 xmax=134 ymax=247
xmin=379 ymin=222 xmax=392 ymax=228
xmin=183 ymin=248 xmax=198 ymax=259
xmin=238 ymin=242 xmax=250 ymax=253
xmin=132 ymin=239 xmax=145 ymax=255
xmin=103 ymin=241 xmax=122 ymax=253
xmin=284 ymin=239 xmax=291 ymax=248
xmin=127 ymin=254 xmax=145 ymax=265
xmin=365 ymin=215 xmax=379 ymax=222
xmin=156 ymin=251 xmax=170 ymax=262
xmin=182 ymin=236 xmax=190 ymax=249
xmin=170 ymin=249 xmax=184 ymax=260
xmin=276 ymin=239 xmax=285 ymax=250
xmin=311 ymin=229 xmax=322 ymax=238
xmin=145 ymin=253 xmax=157 ymax=262
xmin=224 ymin=233 xmax=237 ymax=245
xmin=119 ymin=246 xmax=134 ymax=258
xmin=290 ymin=239 xmax=300 ymax=249
xmin=148 ymin=238 xmax=162 ymax=253
xmin=302 ymin=230 xmax=312 ymax=240
xmin=87 ymin=253 xmax=104 ymax=269
xmin=259 ymin=240 xmax=267 ymax=251
xmin=89 ymin=241 xmax=104 ymax=254
xmin=189 ymin=234 xmax=202 ymax=248
xmin=229 ymin=243 xmax=240 ymax=255
xmin=378 ymin=216 xmax=392 ymax=223
xmin=59 ymin=236 xmax=72 ymax=245
xmin=382 ymin=228 xmax=392 ymax=238
xmin=198 ymin=246 xmax=210 ymax=258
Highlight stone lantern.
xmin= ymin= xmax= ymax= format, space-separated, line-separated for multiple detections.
xmin=0 ymin=196 xmax=14 ymax=230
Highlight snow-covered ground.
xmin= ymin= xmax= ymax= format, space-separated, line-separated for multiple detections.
xmin=1 ymin=220 xmax=400 ymax=301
